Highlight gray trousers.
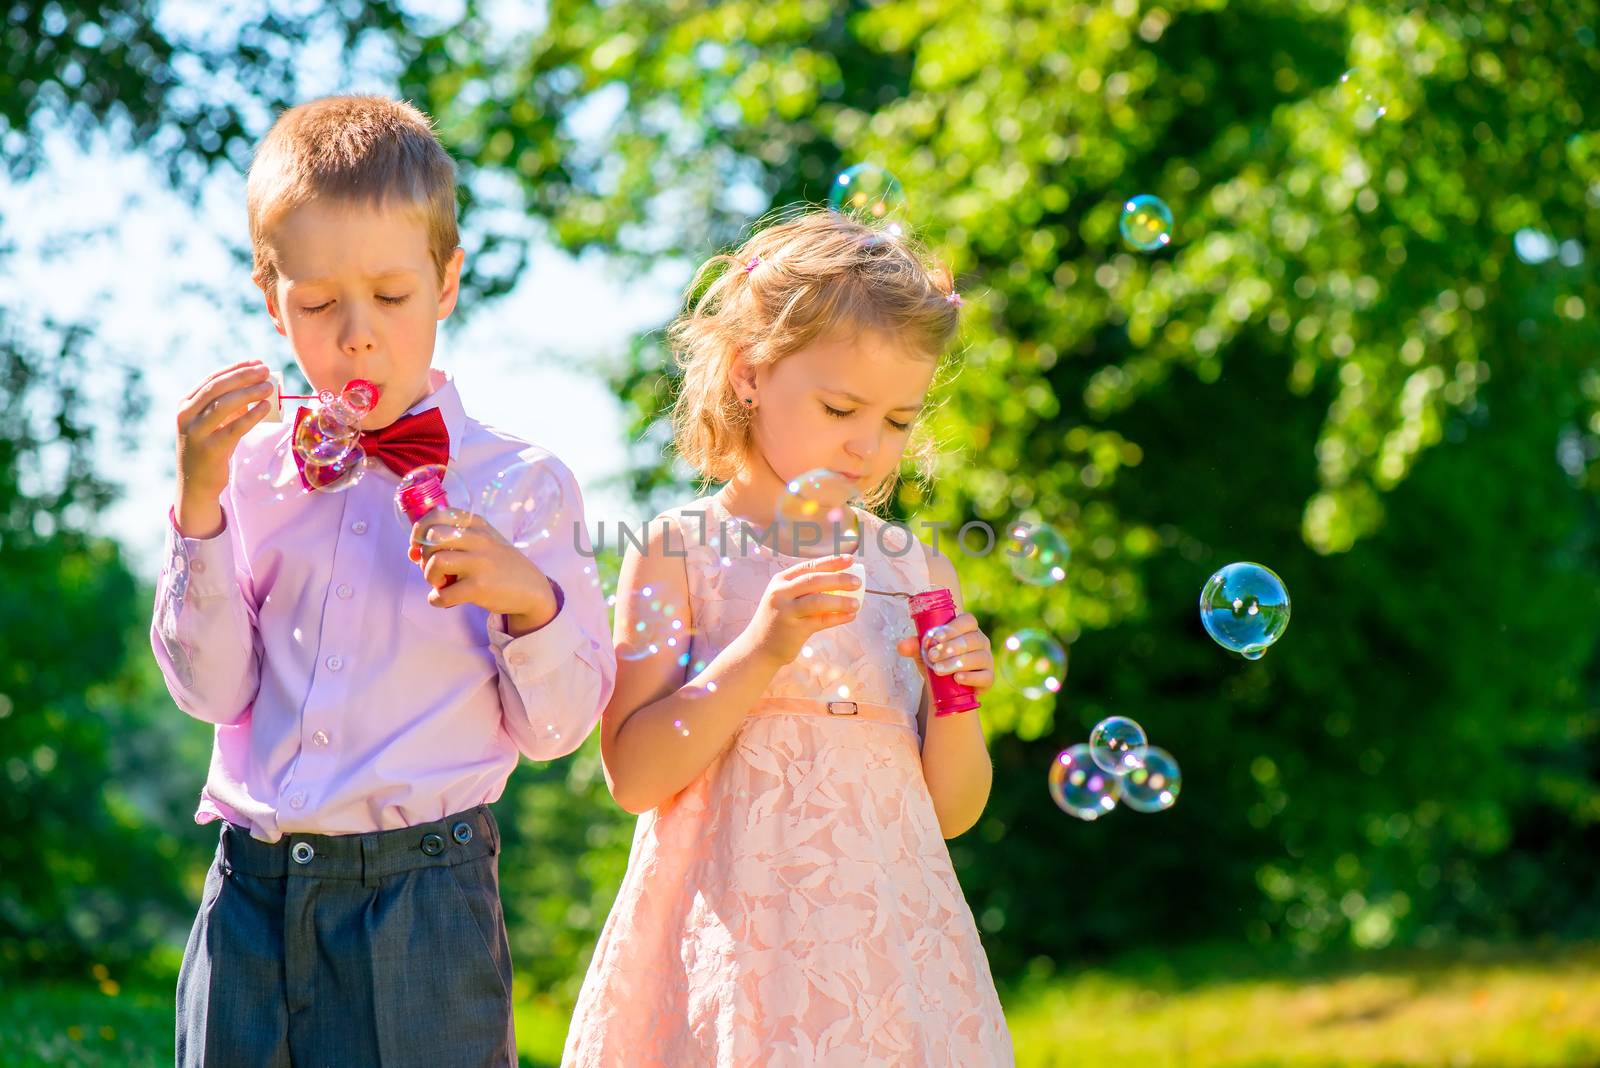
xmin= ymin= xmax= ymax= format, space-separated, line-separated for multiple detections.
xmin=176 ymin=805 xmax=515 ymax=1068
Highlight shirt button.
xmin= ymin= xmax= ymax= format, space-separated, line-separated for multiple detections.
xmin=288 ymin=792 xmax=306 ymax=809
xmin=336 ymin=584 xmax=353 ymax=599
xmin=326 ymin=655 xmax=343 ymax=672
xmin=191 ymin=560 xmax=207 ymax=574
xmin=351 ymin=520 xmax=369 ymax=535
xmin=311 ymin=730 xmax=330 ymax=748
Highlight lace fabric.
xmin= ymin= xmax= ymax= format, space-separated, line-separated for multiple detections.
xmin=562 ymin=495 xmax=1015 ymax=1067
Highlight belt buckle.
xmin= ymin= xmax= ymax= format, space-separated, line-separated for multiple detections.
xmin=827 ymin=701 xmax=859 ymax=716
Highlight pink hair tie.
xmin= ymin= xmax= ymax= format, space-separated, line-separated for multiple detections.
xmin=744 ymin=256 xmax=761 ymax=273
xmin=945 ymin=291 xmax=964 ymax=307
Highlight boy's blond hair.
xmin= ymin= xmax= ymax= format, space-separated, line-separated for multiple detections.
xmin=246 ymin=95 xmax=459 ymax=291
xmin=669 ymin=210 xmax=961 ymax=509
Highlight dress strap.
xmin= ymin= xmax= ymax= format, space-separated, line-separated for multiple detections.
xmin=750 ymin=696 xmax=914 ymax=730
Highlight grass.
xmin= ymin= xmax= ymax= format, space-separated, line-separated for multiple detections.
xmin=1006 ymin=942 xmax=1600 ymax=1067
xmin=0 ymin=980 xmax=172 ymax=1068
xmin=6 ymin=943 xmax=1597 ymax=1066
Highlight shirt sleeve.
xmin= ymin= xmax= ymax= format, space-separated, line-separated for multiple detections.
xmin=484 ymin=454 xmax=617 ymax=761
xmin=149 ymin=504 xmax=263 ymax=725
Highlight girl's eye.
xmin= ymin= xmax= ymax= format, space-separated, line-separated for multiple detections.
xmin=301 ymin=302 xmax=331 ymax=315
xmin=888 ymin=418 xmax=911 ymax=432
xmin=822 ymin=404 xmax=853 ymax=419
xmin=378 ymin=294 xmax=410 ymax=306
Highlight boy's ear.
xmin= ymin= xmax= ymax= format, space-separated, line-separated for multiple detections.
xmin=436 ymin=247 xmax=466 ymax=320
xmin=261 ymin=284 xmax=288 ymax=337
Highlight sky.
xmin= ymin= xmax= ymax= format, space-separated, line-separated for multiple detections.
xmin=2 ymin=5 xmax=687 ymax=572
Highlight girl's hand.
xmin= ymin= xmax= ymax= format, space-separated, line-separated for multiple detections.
xmin=896 ymin=612 xmax=995 ymax=693
xmin=741 ymin=554 xmax=863 ymax=668
xmin=410 ymin=511 xmax=558 ymax=634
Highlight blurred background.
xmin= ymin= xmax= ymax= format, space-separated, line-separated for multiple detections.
xmin=3 ymin=1 xmax=1598 ymax=1064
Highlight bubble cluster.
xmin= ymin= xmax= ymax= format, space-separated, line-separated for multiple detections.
xmin=1050 ymin=717 xmax=1179 ymax=821
xmin=290 ymin=380 xmax=381 ymax=494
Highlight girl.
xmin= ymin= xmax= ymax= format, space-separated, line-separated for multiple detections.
xmin=564 ymin=211 xmax=1014 ymax=1066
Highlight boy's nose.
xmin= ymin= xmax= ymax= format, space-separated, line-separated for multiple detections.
xmin=338 ymin=307 xmax=378 ymax=356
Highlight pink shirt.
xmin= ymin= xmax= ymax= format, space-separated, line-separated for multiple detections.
xmin=150 ymin=370 xmax=615 ymax=842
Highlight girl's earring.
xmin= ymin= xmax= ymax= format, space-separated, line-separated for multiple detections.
xmin=743 ymin=397 xmax=755 ymax=407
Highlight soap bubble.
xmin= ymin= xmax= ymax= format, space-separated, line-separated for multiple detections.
xmin=1089 ymin=715 xmax=1148 ymax=774
xmin=1199 ymin=562 xmax=1291 ymax=659
xmin=302 ymin=445 xmax=367 ymax=493
xmin=394 ymin=463 xmax=473 ymax=549
xmin=828 ymin=164 xmax=907 ymax=236
xmin=618 ymin=583 xmax=694 ymax=663
xmin=1120 ymin=746 xmax=1182 ymax=813
xmin=293 ymin=408 xmax=360 ymax=468
xmin=774 ymin=469 xmax=862 ymax=556
xmin=1004 ymin=521 xmax=1070 ymax=585
xmin=998 ymin=629 xmax=1067 ymax=700
xmin=478 ymin=459 xmax=566 ymax=550
xmin=1119 ymin=194 xmax=1174 ymax=251
xmin=1048 ymin=744 xmax=1120 ymax=821
xmin=1336 ymin=69 xmax=1387 ymax=130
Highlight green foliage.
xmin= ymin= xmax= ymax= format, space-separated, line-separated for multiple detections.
xmin=0 ymin=324 xmax=213 ymax=975
xmin=3 ymin=0 xmax=415 ymax=186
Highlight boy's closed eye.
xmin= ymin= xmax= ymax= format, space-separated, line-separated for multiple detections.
xmin=299 ymin=294 xmax=412 ymax=315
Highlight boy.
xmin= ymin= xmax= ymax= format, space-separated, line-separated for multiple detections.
xmin=152 ymin=95 xmax=615 ymax=1066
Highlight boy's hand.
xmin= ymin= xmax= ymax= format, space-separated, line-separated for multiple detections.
xmin=896 ymin=612 xmax=995 ymax=693
xmin=410 ymin=512 xmax=558 ymax=635
xmin=741 ymin=554 xmax=863 ymax=668
xmin=174 ymin=360 xmax=276 ymax=538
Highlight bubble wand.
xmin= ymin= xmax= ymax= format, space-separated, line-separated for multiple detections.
xmin=263 ymin=372 xmax=379 ymax=423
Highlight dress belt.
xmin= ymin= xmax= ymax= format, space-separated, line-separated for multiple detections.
xmin=750 ymin=696 xmax=912 ymax=728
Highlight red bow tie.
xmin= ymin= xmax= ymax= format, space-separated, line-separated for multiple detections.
xmin=294 ymin=406 xmax=451 ymax=491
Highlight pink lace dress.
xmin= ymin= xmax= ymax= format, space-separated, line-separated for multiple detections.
xmin=562 ymin=496 xmax=1014 ymax=1067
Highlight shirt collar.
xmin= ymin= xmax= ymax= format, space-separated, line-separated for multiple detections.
xmin=399 ymin=368 xmax=466 ymax=462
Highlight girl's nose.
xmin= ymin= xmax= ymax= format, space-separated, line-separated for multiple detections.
xmin=845 ymin=433 xmax=880 ymax=462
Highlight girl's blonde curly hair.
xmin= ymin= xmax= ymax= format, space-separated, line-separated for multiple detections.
xmin=668 ymin=209 xmax=961 ymax=509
